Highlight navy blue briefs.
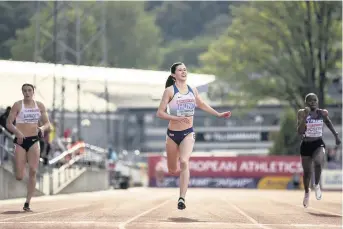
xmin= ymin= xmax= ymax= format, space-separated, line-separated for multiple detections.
xmin=167 ymin=127 xmax=194 ymax=145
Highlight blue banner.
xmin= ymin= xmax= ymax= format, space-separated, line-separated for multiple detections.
xmin=150 ymin=177 xmax=259 ymax=188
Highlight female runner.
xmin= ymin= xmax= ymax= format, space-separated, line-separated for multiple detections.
xmin=156 ymin=62 xmax=231 ymax=210
xmin=7 ymin=83 xmax=51 ymax=211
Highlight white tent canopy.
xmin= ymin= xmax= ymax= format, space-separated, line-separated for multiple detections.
xmin=0 ymin=60 xmax=216 ymax=112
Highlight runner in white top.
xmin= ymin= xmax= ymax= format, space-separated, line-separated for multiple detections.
xmin=6 ymin=83 xmax=51 ymax=211
xmin=156 ymin=62 xmax=231 ymax=210
xmin=297 ymin=93 xmax=341 ymax=208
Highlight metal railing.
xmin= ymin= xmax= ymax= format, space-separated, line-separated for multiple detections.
xmin=0 ymin=125 xmax=46 ymax=193
xmin=47 ymin=142 xmax=108 ymax=194
xmin=0 ymin=124 xmax=146 ymax=195
xmin=0 ymin=125 xmax=15 ymax=166
xmin=49 ymin=142 xmax=106 ymax=165
xmin=0 ymin=125 xmax=45 ymax=164
xmin=0 ymin=125 xmax=108 ymax=195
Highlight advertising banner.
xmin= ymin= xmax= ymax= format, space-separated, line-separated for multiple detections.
xmin=148 ymin=155 xmax=303 ymax=188
xmin=321 ymin=169 xmax=342 ymax=191
xmin=149 ymin=155 xmax=302 ymax=177
xmin=257 ymin=176 xmax=304 ymax=190
xmin=150 ymin=176 xmax=259 ymax=188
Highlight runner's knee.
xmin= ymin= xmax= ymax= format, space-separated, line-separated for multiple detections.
xmin=179 ymin=158 xmax=189 ymax=171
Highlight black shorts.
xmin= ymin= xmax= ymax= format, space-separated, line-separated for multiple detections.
xmin=300 ymin=138 xmax=325 ymax=157
xmin=167 ymin=127 xmax=194 ymax=145
xmin=14 ymin=136 xmax=40 ymax=152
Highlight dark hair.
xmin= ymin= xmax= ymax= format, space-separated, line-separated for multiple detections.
xmin=305 ymin=93 xmax=318 ymax=102
xmin=165 ymin=62 xmax=183 ymax=88
xmin=21 ymin=83 xmax=35 ymax=92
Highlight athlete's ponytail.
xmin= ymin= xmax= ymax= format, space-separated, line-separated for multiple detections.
xmin=165 ymin=75 xmax=175 ymax=88
xmin=165 ymin=62 xmax=183 ymax=88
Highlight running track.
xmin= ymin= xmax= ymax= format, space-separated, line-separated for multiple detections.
xmin=0 ymin=188 xmax=341 ymax=229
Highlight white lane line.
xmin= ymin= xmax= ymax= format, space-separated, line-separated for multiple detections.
xmin=117 ymin=199 xmax=172 ymax=229
xmin=222 ymin=198 xmax=271 ymax=229
xmin=230 ymin=204 xmax=272 ymax=229
xmin=0 ymin=204 xmax=89 ymax=221
xmin=135 ymin=222 xmax=342 ymax=228
xmin=289 ymin=224 xmax=341 ymax=228
xmin=268 ymin=197 xmax=342 ymax=217
xmin=0 ymin=188 xmax=147 ymax=205
xmin=263 ymin=194 xmax=342 ymax=217
xmin=0 ymin=222 xmax=340 ymax=228
xmin=298 ymin=205 xmax=342 ymax=217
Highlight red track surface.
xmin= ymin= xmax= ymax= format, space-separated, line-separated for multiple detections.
xmin=0 ymin=188 xmax=341 ymax=229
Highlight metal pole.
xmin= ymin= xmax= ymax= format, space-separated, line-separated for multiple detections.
xmin=101 ymin=2 xmax=109 ymax=145
xmin=77 ymin=81 xmax=81 ymax=140
xmin=51 ymin=0 xmax=58 ymax=122
xmin=60 ymin=4 xmax=67 ymax=137
xmin=33 ymin=1 xmax=41 ymax=86
xmin=105 ymin=84 xmax=110 ymax=144
xmin=61 ymin=79 xmax=65 ymax=137
xmin=76 ymin=3 xmax=81 ymax=140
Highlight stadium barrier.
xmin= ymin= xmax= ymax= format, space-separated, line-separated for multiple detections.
xmin=148 ymin=155 xmax=303 ymax=189
xmin=321 ymin=169 xmax=342 ymax=191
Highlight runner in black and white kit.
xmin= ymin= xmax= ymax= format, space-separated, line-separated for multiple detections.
xmin=297 ymin=93 xmax=341 ymax=208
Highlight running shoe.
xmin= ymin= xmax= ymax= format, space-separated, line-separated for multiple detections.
xmin=177 ymin=197 xmax=186 ymax=210
xmin=23 ymin=202 xmax=31 ymax=211
xmin=314 ymin=184 xmax=322 ymax=200
xmin=303 ymin=190 xmax=310 ymax=208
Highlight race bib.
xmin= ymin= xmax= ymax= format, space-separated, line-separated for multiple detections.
xmin=176 ymin=98 xmax=195 ymax=117
xmin=305 ymin=120 xmax=323 ymax=137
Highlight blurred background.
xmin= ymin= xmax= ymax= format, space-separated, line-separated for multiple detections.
xmin=0 ymin=1 xmax=341 ymax=198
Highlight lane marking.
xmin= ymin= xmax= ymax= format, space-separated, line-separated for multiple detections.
xmin=255 ymin=197 xmax=342 ymax=217
xmin=0 ymin=221 xmax=340 ymax=228
xmin=267 ymin=197 xmax=342 ymax=217
xmin=118 ymin=199 xmax=171 ymax=229
xmin=0 ymin=188 xmax=148 ymax=205
xmin=0 ymin=204 xmax=90 ymax=221
xmin=298 ymin=205 xmax=342 ymax=217
xmin=222 ymin=198 xmax=271 ymax=229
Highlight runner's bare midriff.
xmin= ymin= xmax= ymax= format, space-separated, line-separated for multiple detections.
xmin=16 ymin=123 xmax=39 ymax=137
xmin=168 ymin=116 xmax=194 ymax=131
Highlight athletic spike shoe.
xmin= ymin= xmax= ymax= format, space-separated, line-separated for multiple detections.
xmin=23 ymin=202 xmax=31 ymax=212
xmin=177 ymin=197 xmax=186 ymax=210
xmin=303 ymin=190 xmax=310 ymax=208
xmin=314 ymin=184 xmax=322 ymax=200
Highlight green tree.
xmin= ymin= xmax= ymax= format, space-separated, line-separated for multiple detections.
xmin=153 ymin=1 xmax=231 ymax=42
xmin=102 ymin=2 xmax=162 ymax=69
xmin=0 ymin=1 xmax=35 ymax=59
xmin=200 ymin=1 xmax=342 ymax=109
xmin=7 ymin=2 xmax=100 ymax=64
xmin=269 ymin=108 xmax=301 ymax=155
xmin=157 ymin=13 xmax=232 ymax=70
xmin=159 ymin=36 xmax=214 ymax=71
xmin=7 ymin=2 xmax=162 ymax=69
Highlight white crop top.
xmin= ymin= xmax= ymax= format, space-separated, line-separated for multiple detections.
xmin=167 ymin=84 xmax=197 ymax=117
xmin=304 ymin=110 xmax=324 ymax=138
xmin=16 ymin=100 xmax=41 ymax=124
